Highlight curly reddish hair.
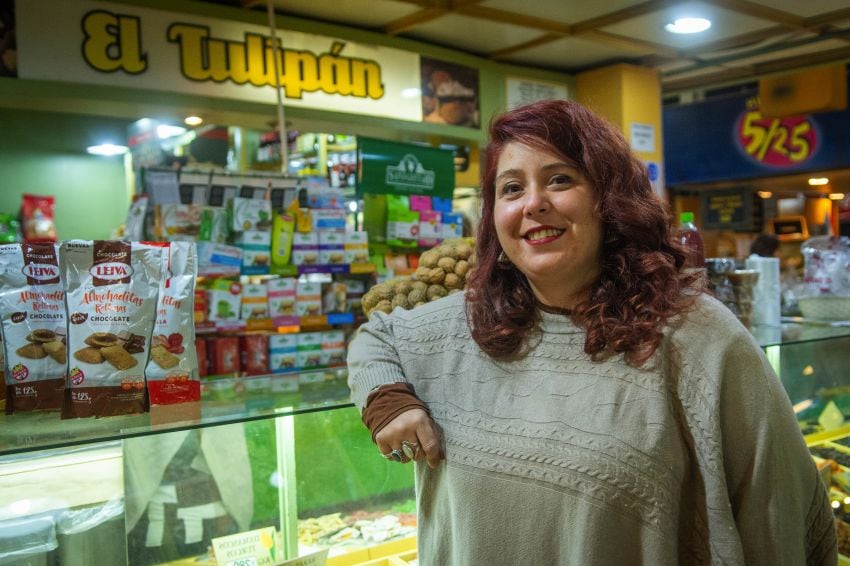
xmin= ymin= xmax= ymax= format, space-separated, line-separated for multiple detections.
xmin=466 ymin=99 xmax=702 ymax=367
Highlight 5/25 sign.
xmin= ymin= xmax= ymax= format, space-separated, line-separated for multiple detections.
xmin=736 ymin=105 xmax=818 ymax=167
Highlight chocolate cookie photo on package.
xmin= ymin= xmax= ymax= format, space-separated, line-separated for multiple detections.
xmin=0 ymin=242 xmax=66 ymax=413
xmin=145 ymin=241 xmax=200 ymax=405
xmin=61 ymin=240 xmax=162 ymax=418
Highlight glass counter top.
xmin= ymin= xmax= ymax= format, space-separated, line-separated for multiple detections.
xmin=753 ymin=318 xmax=850 ymax=347
xmin=2 ymin=318 xmax=849 ymax=458
xmin=0 ymin=368 xmax=354 ymax=457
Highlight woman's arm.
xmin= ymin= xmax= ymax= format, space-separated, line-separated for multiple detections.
xmin=348 ymin=312 xmax=444 ymax=468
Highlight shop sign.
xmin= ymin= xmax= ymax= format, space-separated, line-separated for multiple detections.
xmin=15 ymin=0 xmax=422 ymax=121
xmin=663 ymin=91 xmax=850 ymax=186
xmin=357 ymin=137 xmax=454 ymax=199
xmin=699 ymin=188 xmax=753 ymax=231
xmin=735 ymin=97 xmax=818 ymax=167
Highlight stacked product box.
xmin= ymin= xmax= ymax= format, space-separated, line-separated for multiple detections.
xmin=269 ymin=334 xmax=297 ymax=373
xmin=267 ymin=277 xmax=297 ymax=317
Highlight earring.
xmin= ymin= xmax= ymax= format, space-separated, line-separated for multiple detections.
xmin=497 ymin=250 xmax=512 ymax=269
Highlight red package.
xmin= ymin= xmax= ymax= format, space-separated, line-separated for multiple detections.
xmin=241 ymin=335 xmax=269 ymax=376
xmin=21 ymin=193 xmax=57 ymax=243
xmin=210 ymin=336 xmax=240 ymax=375
xmin=195 ymin=338 xmax=209 ymax=377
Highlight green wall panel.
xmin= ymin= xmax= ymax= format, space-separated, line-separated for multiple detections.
xmin=0 ymin=107 xmax=131 ymax=240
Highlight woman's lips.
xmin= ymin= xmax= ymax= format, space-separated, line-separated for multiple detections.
xmin=523 ymin=227 xmax=565 ymax=244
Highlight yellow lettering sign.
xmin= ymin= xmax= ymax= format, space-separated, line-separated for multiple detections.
xmin=81 ymin=10 xmax=147 ymax=74
xmin=167 ymin=23 xmax=384 ymax=100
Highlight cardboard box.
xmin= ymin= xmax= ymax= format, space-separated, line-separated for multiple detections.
xmin=269 ymin=334 xmax=297 ymax=373
xmin=296 ymin=281 xmax=322 ymax=317
xmin=241 ymin=335 xmax=269 ymax=375
xmin=318 ymin=231 xmax=346 ymax=264
xmin=344 ymin=232 xmax=369 ymax=264
xmin=296 ymin=332 xmax=323 ymax=369
xmin=292 ymin=232 xmax=319 ymax=266
xmin=241 ymin=283 xmax=269 ymax=320
xmin=267 ymin=277 xmax=297 ymax=317
xmin=207 ymin=280 xmax=242 ymax=322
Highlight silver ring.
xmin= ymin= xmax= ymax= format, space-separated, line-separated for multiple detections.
xmin=401 ymin=441 xmax=419 ymax=460
xmin=381 ymin=450 xmax=400 ymax=461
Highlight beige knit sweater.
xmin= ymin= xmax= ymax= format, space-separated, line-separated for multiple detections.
xmin=348 ymin=292 xmax=836 ymax=565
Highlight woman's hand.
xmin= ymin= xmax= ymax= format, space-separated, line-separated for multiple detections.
xmin=375 ymin=408 xmax=444 ymax=469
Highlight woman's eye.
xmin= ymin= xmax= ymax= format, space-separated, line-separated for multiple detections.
xmin=550 ymin=174 xmax=571 ymax=186
xmin=500 ymin=183 xmax=521 ymax=195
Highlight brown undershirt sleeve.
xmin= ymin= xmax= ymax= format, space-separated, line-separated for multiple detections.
xmin=361 ymin=382 xmax=430 ymax=443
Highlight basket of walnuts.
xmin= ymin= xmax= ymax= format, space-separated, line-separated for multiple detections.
xmin=361 ymin=238 xmax=475 ymax=317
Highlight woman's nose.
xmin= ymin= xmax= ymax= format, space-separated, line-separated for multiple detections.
xmin=524 ymin=189 xmax=550 ymax=217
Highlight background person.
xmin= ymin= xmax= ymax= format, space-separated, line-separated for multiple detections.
xmin=348 ymin=99 xmax=835 ymax=565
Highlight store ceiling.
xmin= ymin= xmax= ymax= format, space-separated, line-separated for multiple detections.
xmin=204 ymin=0 xmax=850 ymax=93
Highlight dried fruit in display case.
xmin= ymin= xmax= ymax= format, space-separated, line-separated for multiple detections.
xmin=362 ymin=238 xmax=475 ymax=317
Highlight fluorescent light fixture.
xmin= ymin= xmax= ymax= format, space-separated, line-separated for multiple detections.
xmin=156 ymin=124 xmax=187 ymax=139
xmin=401 ymin=87 xmax=422 ymax=98
xmin=86 ymin=143 xmax=129 ymax=156
xmin=757 ymin=190 xmax=773 ymax=199
xmin=665 ymin=17 xmax=711 ymax=34
xmin=829 ymin=193 xmax=845 ymax=200
xmin=808 ymin=177 xmax=829 ymax=186
xmin=184 ymin=115 xmax=203 ymax=126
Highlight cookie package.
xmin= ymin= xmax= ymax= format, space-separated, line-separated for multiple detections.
xmin=145 ymin=242 xmax=200 ymax=405
xmin=62 ymin=240 xmax=162 ymax=418
xmin=0 ymin=242 xmax=67 ymax=413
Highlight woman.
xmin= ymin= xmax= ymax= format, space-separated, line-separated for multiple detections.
xmin=348 ymin=100 xmax=835 ymax=565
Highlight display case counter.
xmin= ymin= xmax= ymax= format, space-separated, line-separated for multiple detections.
xmin=1 ymin=321 xmax=849 ymax=564
xmin=0 ymin=367 xmax=414 ymax=565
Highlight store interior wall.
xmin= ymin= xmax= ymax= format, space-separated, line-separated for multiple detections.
xmin=0 ymin=107 xmax=132 ymax=239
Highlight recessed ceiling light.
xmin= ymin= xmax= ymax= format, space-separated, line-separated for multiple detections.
xmin=808 ymin=177 xmax=829 ymax=186
xmin=757 ymin=190 xmax=773 ymax=199
xmin=665 ymin=17 xmax=711 ymax=34
xmin=184 ymin=115 xmax=204 ymax=127
xmin=829 ymin=193 xmax=845 ymax=200
xmin=86 ymin=143 xmax=129 ymax=156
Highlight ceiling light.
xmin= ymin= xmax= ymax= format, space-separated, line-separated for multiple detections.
xmin=86 ymin=143 xmax=129 ymax=156
xmin=757 ymin=191 xmax=773 ymax=199
xmin=829 ymin=193 xmax=845 ymax=200
xmin=184 ymin=115 xmax=203 ymax=127
xmin=665 ymin=17 xmax=711 ymax=34
xmin=156 ymin=124 xmax=187 ymax=139
xmin=401 ymin=87 xmax=422 ymax=98
xmin=808 ymin=177 xmax=829 ymax=186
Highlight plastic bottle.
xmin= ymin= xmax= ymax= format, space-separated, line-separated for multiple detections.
xmin=676 ymin=211 xmax=705 ymax=269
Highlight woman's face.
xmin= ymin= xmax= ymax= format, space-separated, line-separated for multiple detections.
xmin=493 ymin=141 xmax=603 ymax=308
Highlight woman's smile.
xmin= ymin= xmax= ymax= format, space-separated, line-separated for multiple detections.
xmin=493 ymin=141 xmax=603 ymax=309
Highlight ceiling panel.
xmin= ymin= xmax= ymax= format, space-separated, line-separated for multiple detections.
xmin=500 ymin=36 xmax=640 ymax=69
xmin=603 ymin=1 xmax=777 ymax=49
xmin=404 ymin=14 xmax=544 ymax=55
xmin=745 ymin=0 xmax=850 ymax=18
xmin=203 ymin=0 xmax=850 ymax=92
xmin=269 ymin=0 xmax=417 ymax=28
xmin=479 ymin=0 xmax=643 ymax=26
xmin=701 ymin=38 xmax=850 ymax=67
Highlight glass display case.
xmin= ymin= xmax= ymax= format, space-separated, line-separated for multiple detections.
xmin=1 ymin=321 xmax=849 ymax=565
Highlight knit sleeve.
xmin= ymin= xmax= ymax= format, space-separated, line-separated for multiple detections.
xmin=347 ymin=311 xmax=410 ymax=411
xmin=717 ymin=334 xmax=837 ymax=565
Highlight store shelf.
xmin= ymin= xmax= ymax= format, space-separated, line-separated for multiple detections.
xmin=270 ymin=263 xmax=376 ymax=277
xmin=0 ymin=368 xmax=353 ymax=458
xmin=195 ymin=313 xmax=356 ymax=334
